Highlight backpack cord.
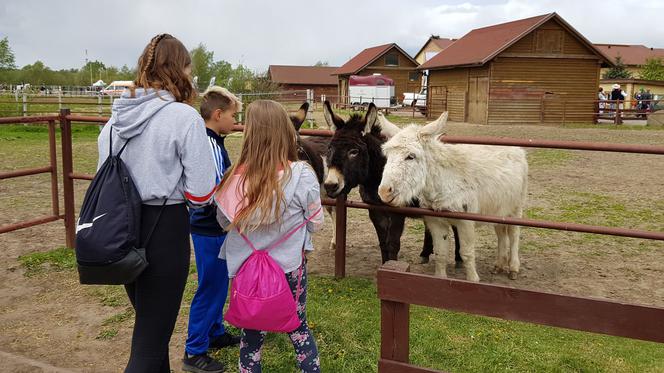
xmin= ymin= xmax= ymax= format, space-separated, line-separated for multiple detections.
xmin=142 ymin=198 xmax=168 ymax=249
xmin=108 ymin=125 xmax=169 ymax=249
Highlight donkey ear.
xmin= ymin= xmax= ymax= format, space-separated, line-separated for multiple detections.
xmin=362 ymin=103 xmax=378 ymax=136
xmin=290 ymin=102 xmax=309 ymax=132
xmin=323 ymin=100 xmax=345 ymax=130
xmin=420 ymin=111 xmax=448 ymax=137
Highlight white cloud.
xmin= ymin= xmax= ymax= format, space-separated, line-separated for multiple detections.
xmin=1 ymin=0 xmax=662 ymax=73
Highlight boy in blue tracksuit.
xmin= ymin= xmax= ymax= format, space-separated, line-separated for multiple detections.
xmin=183 ymin=87 xmax=243 ymax=373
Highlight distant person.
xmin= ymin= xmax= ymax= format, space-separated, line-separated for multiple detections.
xmin=182 ymin=86 xmax=243 ymax=373
xmin=610 ymin=84 xmax=625 ymax=117
xmin=598 ymin=87 xmax=607 ymax=114
xmin=97 ymin=33 xmax=217 ymax=372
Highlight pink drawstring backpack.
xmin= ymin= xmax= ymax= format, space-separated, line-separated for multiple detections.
xmin=224 ymin=208 xmax=321 ymax=333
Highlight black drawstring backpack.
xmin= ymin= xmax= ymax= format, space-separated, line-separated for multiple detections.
xmin=75 ymin=129 xmax=167 ymax=285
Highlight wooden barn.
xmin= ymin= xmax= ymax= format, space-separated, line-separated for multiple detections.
xmin=419 ymin=13 xmax=614 ymax=125
xmin=333 ymin=43 xmax=420 ymax=103
xmin=267 ymin=65 xmax=339 ymax=98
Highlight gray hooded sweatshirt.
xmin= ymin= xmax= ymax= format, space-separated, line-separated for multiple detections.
xmin=97 ymin=88 xmax=216 ymax=206
xmin=216 ymin=161 xmax=324 ymax=277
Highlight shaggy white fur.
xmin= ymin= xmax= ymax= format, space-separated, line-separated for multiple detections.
xmin=378 ymin=113 xmax=528 ymax=281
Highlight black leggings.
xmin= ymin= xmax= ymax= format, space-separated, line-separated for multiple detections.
xmin=124 ymin=203 xmax=191 ymax=373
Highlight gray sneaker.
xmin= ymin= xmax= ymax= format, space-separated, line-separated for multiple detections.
xmin=182 ymin=352 xmax=225 ymax=373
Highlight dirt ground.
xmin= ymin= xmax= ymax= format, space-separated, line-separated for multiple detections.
xmin=1 ymin=120 xmax=663 ymax=372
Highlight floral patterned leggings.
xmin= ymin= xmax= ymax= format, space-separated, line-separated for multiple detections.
xmin=239 ymin=262 xmax=320 ymax=373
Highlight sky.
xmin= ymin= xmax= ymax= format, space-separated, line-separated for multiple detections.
xmin=1 ymin=0 xmax=663 ymax=72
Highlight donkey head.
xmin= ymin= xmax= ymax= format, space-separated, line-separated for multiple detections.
xmin=322 ymin=100 xmax=381 ymax=197
xmin=378 ymin=112 xmax=448 ymax=206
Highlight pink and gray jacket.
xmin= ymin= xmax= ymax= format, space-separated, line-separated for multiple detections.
xmin=215 ymin=161 xmax=324 ymax=277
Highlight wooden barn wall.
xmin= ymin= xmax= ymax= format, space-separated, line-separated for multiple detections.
xmin=358 ymin=47 xmax=419 ymax=100
xmin=427 ymin=68 xmax=469 ymax=121
xmin=489 ymin=57 xmax=599 ymax=125
xmin=503 ymin=19 xmax=596 ymax=57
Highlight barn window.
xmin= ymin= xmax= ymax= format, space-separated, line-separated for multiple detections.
xmin=385 ymin=53 xmax=399 ymax=66
xmin=535 ymin=30 xmax=563 ymax=53
xmin=409 ymin=72 xmax=420 ymax=81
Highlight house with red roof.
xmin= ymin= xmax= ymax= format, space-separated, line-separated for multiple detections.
xmin=419 ymin=13 xmax=613 ymax=125
xmin=594 ymin=44 xmax=664 ymax=102
xmin=267 ymin=65 xmax=339 ymax=98
xmin=332 ymin=43 xmax=419 ymax=104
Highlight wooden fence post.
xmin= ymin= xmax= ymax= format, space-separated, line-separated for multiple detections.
xmin=380 ymin=261 xmax=411 ymax=368
xmin=22 ymin=92 xmax=27 ymax=117
xmin=60 ymin=108 xmax=76 ymax=248
xmin=335 ymin=193 xmax=347 ymax=278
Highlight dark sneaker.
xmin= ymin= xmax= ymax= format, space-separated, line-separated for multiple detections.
xmin=208 ymin=333 xmax=241 ymax=350
xmin=182 ymin=352 xmax=225 ymax=373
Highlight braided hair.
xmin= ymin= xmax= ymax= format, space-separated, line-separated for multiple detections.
xmin=134 ymin=34 xmax=195 ymax=103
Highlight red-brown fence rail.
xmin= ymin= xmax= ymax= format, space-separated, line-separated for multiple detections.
xmin=377 ymin=261 xmax=664 ymax=373
xmin=0 ymin=116 xmax=61 ymax=234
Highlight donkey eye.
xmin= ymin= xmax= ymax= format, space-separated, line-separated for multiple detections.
xmin=348 ymin=149 xmax=359 ymax=158
xmin=405 ymin=153 xmax=416 ymax=160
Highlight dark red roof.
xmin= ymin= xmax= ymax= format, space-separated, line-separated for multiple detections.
xmin=594 ymin=44 xmax=664 ymax=66
xmin=333 ymin=43 xmax=417 ymax=76
xmin=268 ymin=65 xmax=339 ymax=85
xmin=419 ymin=13 xmax=612 ymax=70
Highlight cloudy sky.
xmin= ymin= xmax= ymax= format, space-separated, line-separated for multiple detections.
xmin=1 ymin=0 xmax=663 ymax=72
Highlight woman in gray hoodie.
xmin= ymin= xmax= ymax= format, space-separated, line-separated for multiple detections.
xmin=97 ymin=34 xmax=217 ymax=373
xmin=215 ymin=100 xmax=324 ymax=372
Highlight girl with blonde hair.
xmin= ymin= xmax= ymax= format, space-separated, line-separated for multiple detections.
xmin=215 ymin=100 xmax=323 ymax=372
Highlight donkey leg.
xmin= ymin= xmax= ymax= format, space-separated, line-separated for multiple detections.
xmin=423 ymin=216 xmax=450 ymax=277
xmin=369 ymin=209 xmax=390 ymax=263
xmin=492 ymin=224 xmax=510 ymax=274
xmin=456 ymin=220 xmax=480 ymax=282
xmin=419 ymin=227 xmax=433 ymax=264
xmin=507 ymin=224 xmax=521 ymax=280
xmin=386 ymin=214 xmax=406 ymax=261
xmin=452 ymin=225 xmax=463 ymax=268
xmin=326 ymin=206 xmax=336 ymax=251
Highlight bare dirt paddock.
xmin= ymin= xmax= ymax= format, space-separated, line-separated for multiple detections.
xmin=1 ymin=119 xmax=663 ymax=371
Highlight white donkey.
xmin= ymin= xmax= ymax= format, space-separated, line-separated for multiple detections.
xmin=377 ymin=113 xmax=528 ymax=282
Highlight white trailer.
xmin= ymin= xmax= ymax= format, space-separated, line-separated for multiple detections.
xmin=348 ymin=74 xmax=395 ymax=108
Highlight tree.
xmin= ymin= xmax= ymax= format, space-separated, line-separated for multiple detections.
xmin=0 ymin=37 xmax=16 ymax=69
xmin=190 ymin=43 xmax=214 ymax=89
xmin=603 ymin=56 xmax=632 ymax=79
xmin=313 ymin=60 xmax=329 ymax=66
xmin=640 ymin=57 xmax=664 ymax=81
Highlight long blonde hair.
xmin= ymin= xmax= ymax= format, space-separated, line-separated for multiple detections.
xmin=218 ymin=100 xmax=298 ymax=232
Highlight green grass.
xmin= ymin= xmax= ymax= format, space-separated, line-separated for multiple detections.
xmin=17 ymin=247 xmax=664 ymax=372
xmin=17 ymin=247 xmax=77 ymax=276
xmin=527 ymin=149 xmax=575 ymax=167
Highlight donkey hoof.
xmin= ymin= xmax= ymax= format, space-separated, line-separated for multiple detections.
xmin=455 ymin=260 xmax=464 ymax=269
xmin=419 ymin=256 xmax=430 ymax=264
xmin=491 ymin=265 xmax=503 ymax=274
xmin=508 ymin=271 xmax=518 ymax=280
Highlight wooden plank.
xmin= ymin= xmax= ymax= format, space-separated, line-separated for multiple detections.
xmin=378 ymin=359 xmax=446 ymax=373
xmin=380 ymin=261 xmax=411 ymax=363
xmin=377 ymin=269 xmax=664 ymax=343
